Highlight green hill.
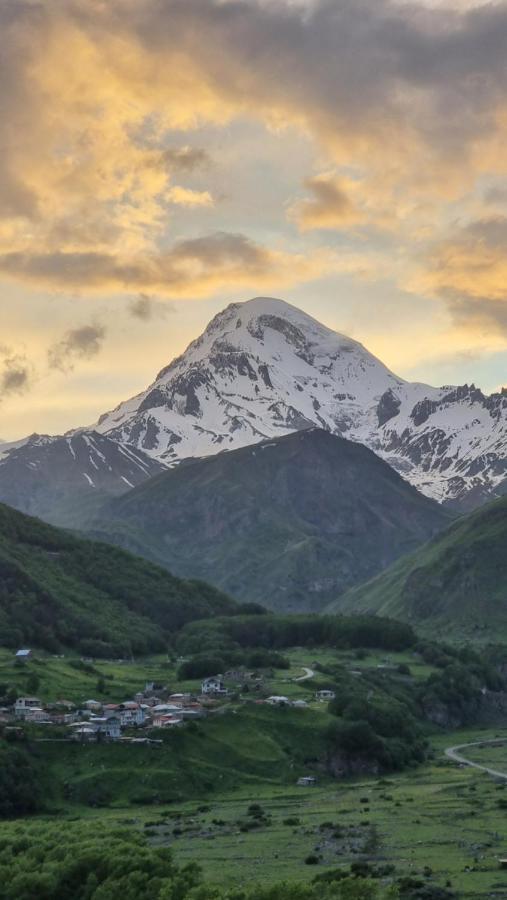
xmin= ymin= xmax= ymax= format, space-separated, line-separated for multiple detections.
xmin=0 ymin=502 xmax=237 ymax=656
xmin=328 ymin=495 xmax=507 ymax=640
xmin=89 ymin=429 xmax=451 ymax=613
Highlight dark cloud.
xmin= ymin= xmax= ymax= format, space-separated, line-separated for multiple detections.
xmin=158 ymin=146 xmax=210 ymax=172
xmin=128 ymin=294 xmax=175 ymax=320
xmin=0 ymin=232 xmax=325 ymax=294
xmin=0 ymin=352 xmax=32 ymax=397
xmin=48 ymin=323 xmax=107 ymax=372
xmin=120 ymin=0 xmax=507 ymax=158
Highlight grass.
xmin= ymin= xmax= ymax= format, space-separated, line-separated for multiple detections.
xmin=4 ymin=725 xmax=507 ymax=898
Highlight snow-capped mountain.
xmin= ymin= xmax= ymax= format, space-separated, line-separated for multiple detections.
xmin=0 ymin=431 xmax=164 ymax=526
xmin=94 ymin=297 xmax=507 ymax=509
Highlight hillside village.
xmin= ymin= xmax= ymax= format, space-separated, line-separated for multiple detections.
xmin=0 ymin=663 xmax=336 ymax=743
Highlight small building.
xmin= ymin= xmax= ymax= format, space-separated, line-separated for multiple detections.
xmin=292 ymin=699 xmax=308 ymax=709
xmin=90 ymin=715 xmax=121 ymax=740
xmin=14 ymin=697 xmax=41 ymax=719
xmin=201 ymin=676 xmax=227 ymax=696
xmin=315 ymin=690 xmax=336 ymax=702
xmin=266 ymin=695 xmax=290 ymax=706
xmin=152 ymin=713 xmax=183 ymax=728
xmin=84 ymin=699 xmax=102 ymax=712
xmin=297 ymin=776 xmax=317 ymax=787
xmin=70 ymin=725 xmax=97 ymax=743
xmin=15 ymin=649 xmax=32 ymax=663
xmin=117 ymin=702 xmax=144 ymax=727
xmin=178 ymin=707 xmax=205 ymax=719
xmin=24 ymin=707 xmax=51 ymax=724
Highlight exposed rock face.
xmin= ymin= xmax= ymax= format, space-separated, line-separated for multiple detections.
xmin=327 ymin=751 xmax=380 ymax=778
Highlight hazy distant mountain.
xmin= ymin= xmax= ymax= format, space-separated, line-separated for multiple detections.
xmin=94 ymin=297 xmax=507 ymax=511
xmin=328 ymin=494 xmax=507 ymax=641
xmin=0 ymin=431 xmax=163 ymax=527
xmin=90 ymin=429 xmax=451 ymax=613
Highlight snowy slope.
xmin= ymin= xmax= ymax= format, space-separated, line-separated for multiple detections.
xmin=0 ymin=431 xmax=164 ymax=525
xmin=93 ymin=297 xmax=507 ymax=508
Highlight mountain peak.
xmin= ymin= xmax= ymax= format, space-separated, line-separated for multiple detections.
xmin=95 ymin=295 xmax=402 ymax=464
xmin=88 ymin=296 xmax=507 ymax=508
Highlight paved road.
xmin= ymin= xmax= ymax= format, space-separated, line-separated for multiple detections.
xmin=294 ymin=666 xmax=315 ymax=682
xmin=445 ymin=739 xmax=507 ymax=780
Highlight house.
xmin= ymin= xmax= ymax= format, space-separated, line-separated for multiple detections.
xmin=70 ymin=725 xmax=97 ymax=742
xmin=315 ymin=690 xmax=336 ymax=702
xmin=84 ymin=699 xmax=102 ymax=712
xmin=297 ymin=776 xmax=317 ymax=787
xmin=89 ymin=715 xmax=121 ymax=740
xmin=117 ymin=702 xmax=144 ymax=727
xmin=152 ymin=713 xmax=182 ymax=728
xmin=178 ymin=707 xmax=205 ymax=719
xmin=292 ymin=699 xmax=308 ymax=709
xmin=201 ymin=676 xmax=227 ymax=696
xmin=14 ymin=697 xmax=42 ymax=719
xmin=266 ymin=695 xmax=290 ymax=706
xmin=24 ymin=707 xmax=51 ymax=724
xmin=15 ymin=648 xmax=32 ymax=663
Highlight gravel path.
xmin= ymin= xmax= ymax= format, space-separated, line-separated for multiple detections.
xmin=445 ymin=739 xmax=507 ymax=780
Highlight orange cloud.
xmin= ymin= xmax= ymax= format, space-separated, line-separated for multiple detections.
xmin=289 ymin=174 xmax=364 ymax=231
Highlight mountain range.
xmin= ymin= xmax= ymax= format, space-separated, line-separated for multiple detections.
xmin=329 ymin=494 xmax=507 ymax=642
xmin=1 ymin=297 xmax=505 ymax=522
xmin=90 ymin=428 xmax=451 ymax=613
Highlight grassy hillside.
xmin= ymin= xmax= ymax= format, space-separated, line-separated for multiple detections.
xmin=328 ymin=495 xmax=507 ymax=640
xmin=90 ymin=429 xmax=451 ymax=613
xmin=0 ymin=502 xmax=237 ymax=656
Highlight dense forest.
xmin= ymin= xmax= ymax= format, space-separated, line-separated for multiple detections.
xmin=0 ymin=502 xmax=239 ymax=656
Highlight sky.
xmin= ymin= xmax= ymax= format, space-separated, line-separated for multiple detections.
xmin=1 ymin=0 xmax=507 ymax=440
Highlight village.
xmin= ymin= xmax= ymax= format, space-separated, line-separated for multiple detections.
xmin=0 ymin=651 xmax=336 ymax=745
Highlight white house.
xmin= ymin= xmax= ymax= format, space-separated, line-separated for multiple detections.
xmin=89 ymin=715 xmax=121 ymax=740
xmin=14 ymin=697 xmax=41 ymax=719
xmin=315 ymin=690 xmax=336 ymax=702
xmin=24 ymin=707 xmax=50 ymax=723
xmin=15 ymin=649 xmax=32 ymax=663
xmin=297 ymin=776 xmax=317 ymax=786
xmin=266 ymin=695 xmax=290 ymax=706
xmin=201 ymin=676 xmax=227 ymax=696
xmin=117 ymin=702 xmax=144 ymax=727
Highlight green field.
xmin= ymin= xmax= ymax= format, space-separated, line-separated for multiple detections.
xmin=3 ymin=727 xmax=507 ymax=898
xmin=3 ymin=646 xmax=507 ymax=897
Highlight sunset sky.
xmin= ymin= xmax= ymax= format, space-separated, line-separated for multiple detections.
xmin=1 ymin=0 xmax=507 ymax=440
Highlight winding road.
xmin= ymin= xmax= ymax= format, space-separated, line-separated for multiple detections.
xmin=445 ymin=739 xmax=507 ymax=780
xmin=294 ymin=666 xmax=315 ymax=682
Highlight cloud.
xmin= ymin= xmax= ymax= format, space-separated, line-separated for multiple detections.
xmin=166 ymin=186 xmax=214 ymax=207
xmin=48 ymin=323 xmax=107 ymax=372
xmin=158 ymin=147 xmax=211 ymax=172
xmin=1 ymin=0 xmax=507 ymax=297
xmin=0 ymin=350 xmax=32 ymax=398
xmin=128 ymin=294 xmax=175 ymax=320
xmin=412 ymin=216 xmax=507 ymax=334
xmin=0 ymin=232 xmax=337 ymax=296
xmin=290 ymin=174 xmax=364 ymax=231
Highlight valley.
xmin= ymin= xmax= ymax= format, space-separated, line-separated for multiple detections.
xmin=2 ymin=642 xmax=507 ymax=898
